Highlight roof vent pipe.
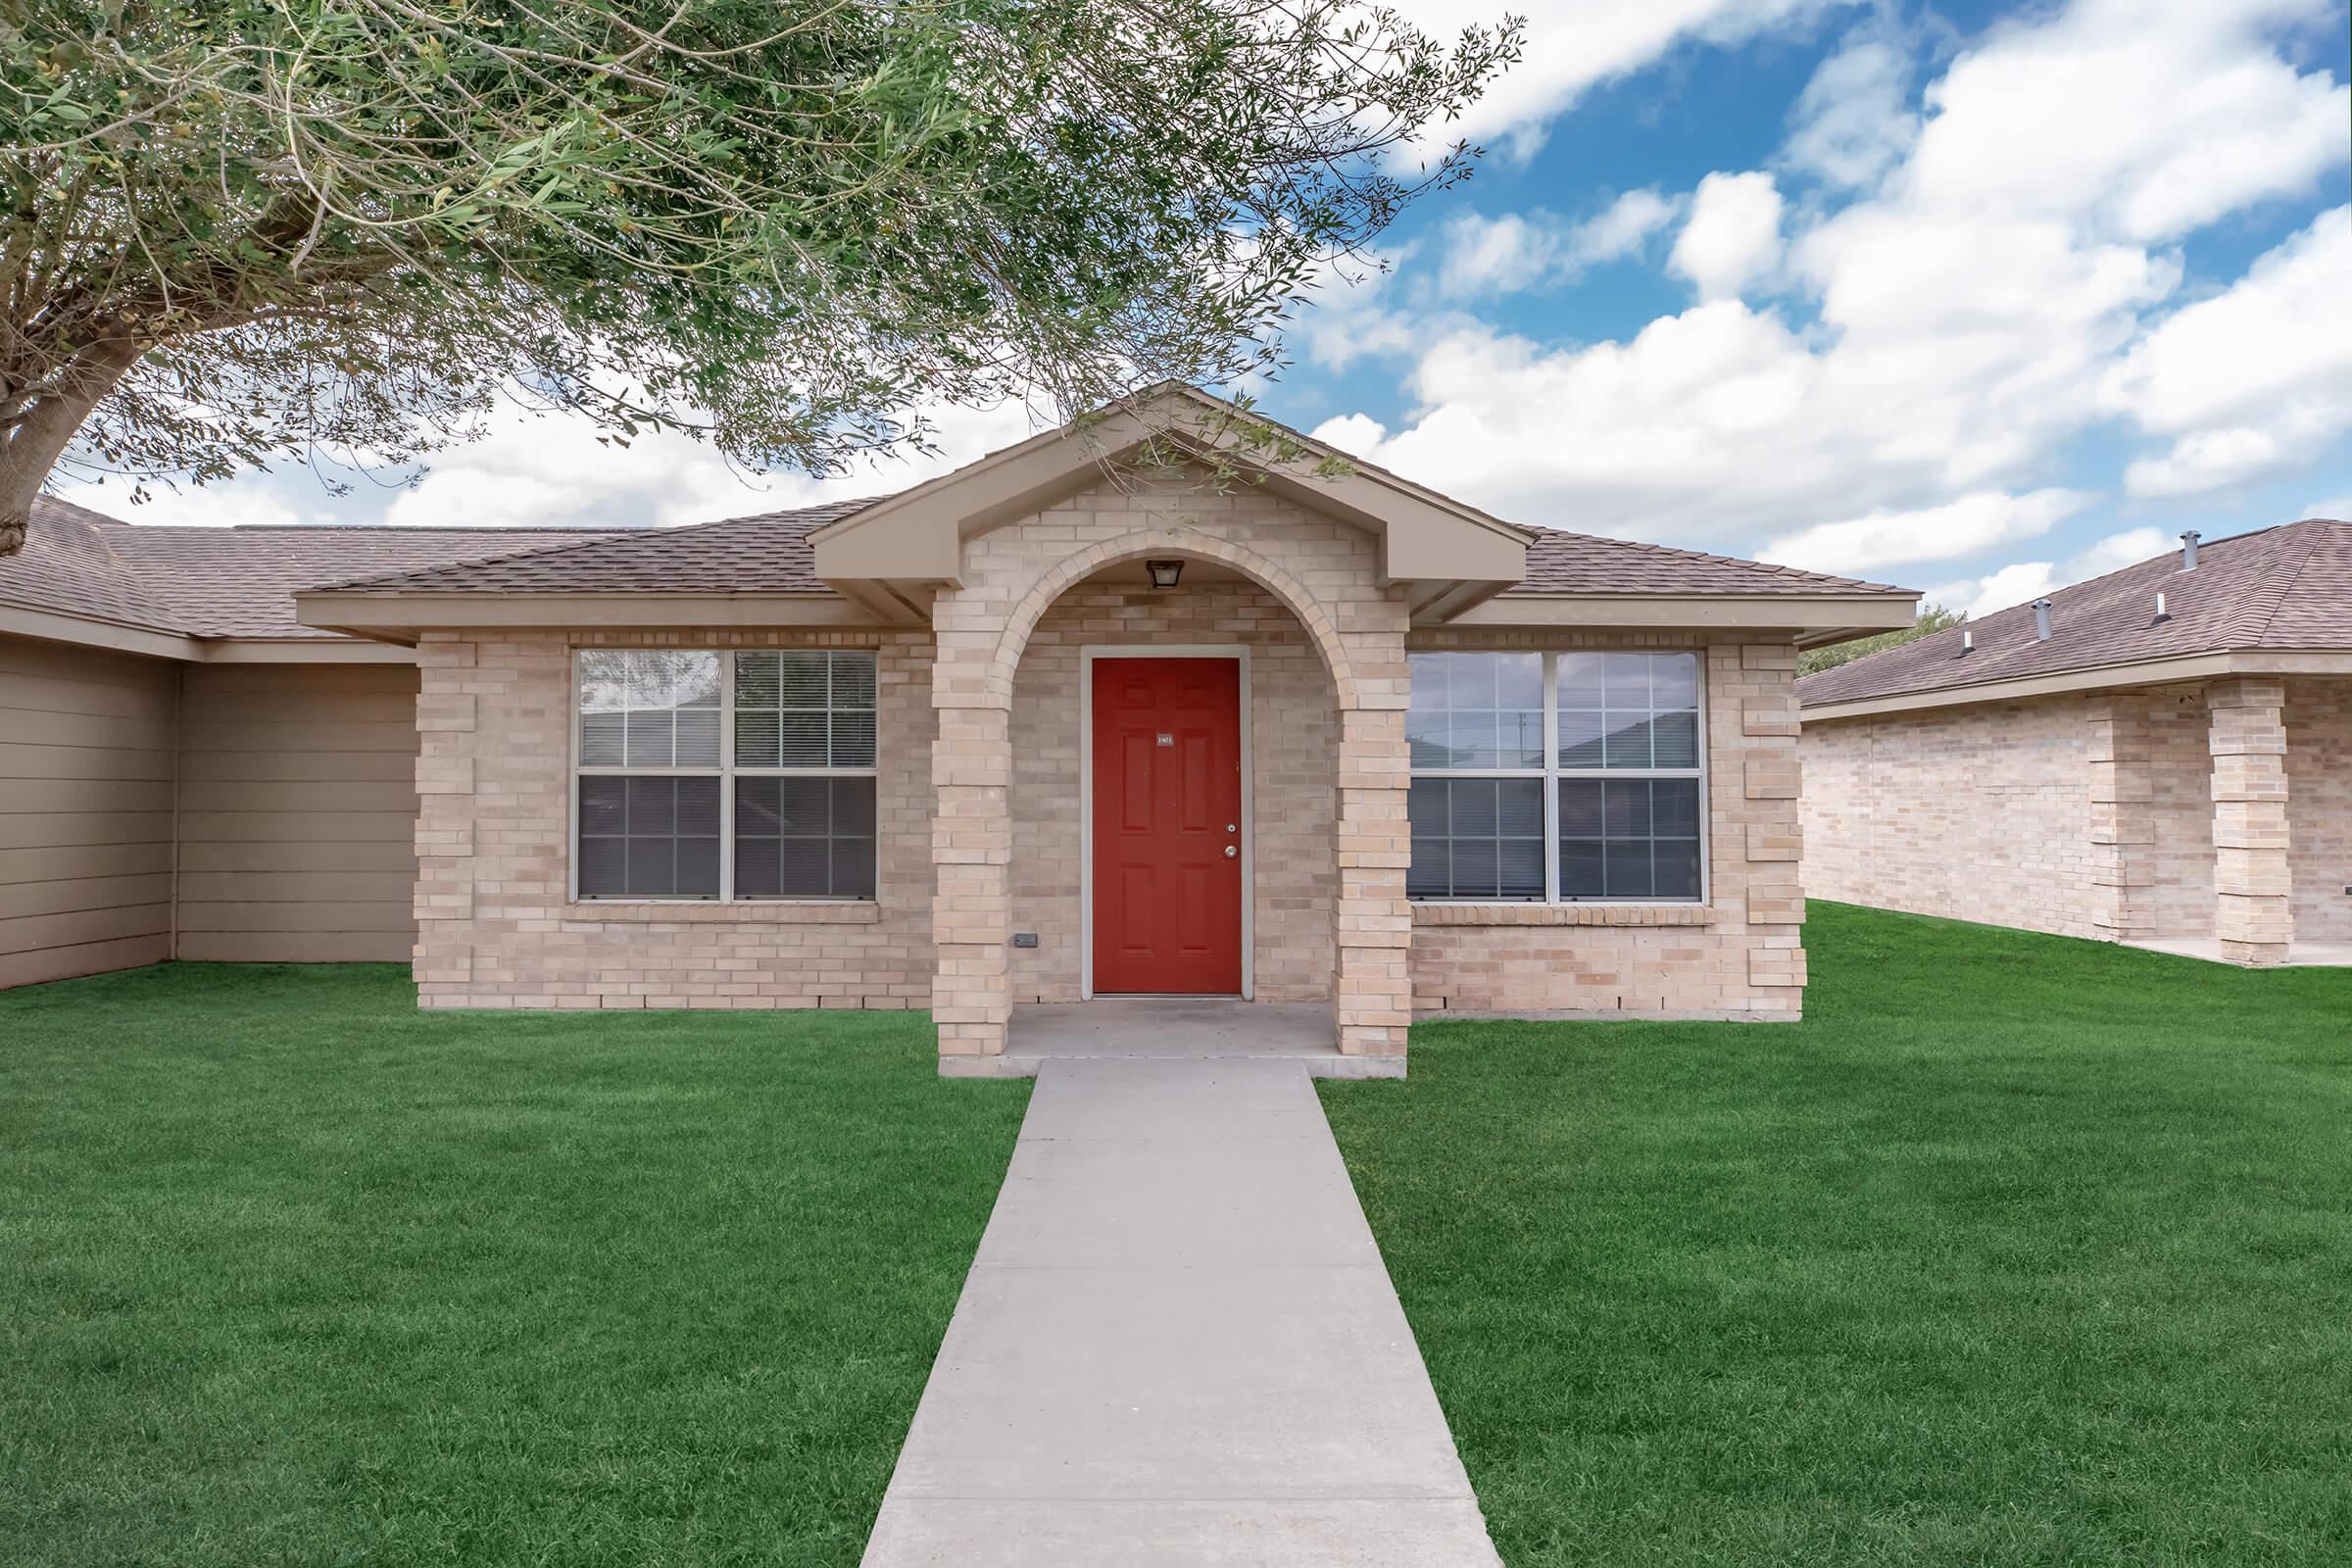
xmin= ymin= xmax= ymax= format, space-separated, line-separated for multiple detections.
xmin=2180 ymin=530 xmax=2200 ymax=570
xmin=1959 ymin=629 xmax=1974 ymax=656
xmin=2153 ymin=590 xmax=2171 ymax=623
xmin=2033 ymin=598 xmax=2053 ymax=641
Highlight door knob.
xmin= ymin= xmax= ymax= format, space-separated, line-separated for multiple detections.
xmin=1224 ymin=845 xmax=1238 ymax=858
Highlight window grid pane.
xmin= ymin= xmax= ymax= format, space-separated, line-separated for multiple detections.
xmin=576 ymin=775 xmax=721 ymax=900
xmin=733 ymin=776 xmax=879 ymax=899
xmin=1556 ymin=652 xmax=1701 ymax=772
xmin=1408 ymin=652 xmax=1544 ymax=770
xmin=735 ymin=651 xmax=878 ymax=769
xmin=1408 ymin=777 xmax=1545 ymax=901
xmin=1408 ymin=652 xmax=1704 ymax=905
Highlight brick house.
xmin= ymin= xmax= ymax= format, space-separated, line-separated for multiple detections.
xmin=3 ymin=387 xmax=1916 ymax=1071
xmin=1799 ymin=520 xmax=2352 ymax=967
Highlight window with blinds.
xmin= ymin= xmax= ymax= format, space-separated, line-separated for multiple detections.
xmin=574 ymin=649 xmax=879 ymax=901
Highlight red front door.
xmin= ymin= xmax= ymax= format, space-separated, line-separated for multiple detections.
xmin=1091 ymin=658 xmax=1244 ymax=995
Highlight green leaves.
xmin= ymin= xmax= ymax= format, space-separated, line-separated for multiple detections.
xmin=4 ymin=0 xmax=1521 ymax=519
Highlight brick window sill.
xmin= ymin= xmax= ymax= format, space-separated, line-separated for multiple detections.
xmin=1411 ymin=903 xmax=1716 ymax=927
xmin=564 ymin=901 xmax=883 ymax=924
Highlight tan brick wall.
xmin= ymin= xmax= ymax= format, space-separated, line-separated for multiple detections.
xmin=1803 ymin=694 xmax=2111 ymax=938
xmin=2143 ymin=690 xmax=2217 ymax=939
xmin=1404 ymin=631 xmax=1806 ymax=1019
xmin=1804 ymin=674 xmax=2349 ymax=956
xmin=1006 ymin=578 xmax=1336 ymax=1004
xmin=401 ymin=475 xmax=1833 ymax=1035
xmin=411 ymin=629 xmax=935 ymax=1009
xmin=2285 ymin=677 xmax=2352 ymax=942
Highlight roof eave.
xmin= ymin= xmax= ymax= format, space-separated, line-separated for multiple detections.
xmin=1800 ymin=647 xmax=2352 ymax=721
xmin=1454 ymin=590 xmax=1919 ymax=637
xmin=293 ymin=587 xmax=890 ymax=643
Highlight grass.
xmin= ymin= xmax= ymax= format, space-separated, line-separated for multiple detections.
xmin=1322 ymin=903 xmax=2352 ymax=1567
xmin=0 ymin=964 xmax=1028 ymax=1568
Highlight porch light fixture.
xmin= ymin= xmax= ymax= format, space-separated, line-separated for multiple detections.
xmin=1145 ymin=558 xmax=1185 ymax=589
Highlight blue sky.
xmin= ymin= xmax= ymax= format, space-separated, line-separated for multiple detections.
xmin=61 ymin=0 xmax=2352 ymax=615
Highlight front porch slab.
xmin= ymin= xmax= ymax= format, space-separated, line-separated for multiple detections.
xmin=939 ymin=999 xmax=1405 ymax=1079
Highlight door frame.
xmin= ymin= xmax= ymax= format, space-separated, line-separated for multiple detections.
xmin=1078 ymin=645 xmax=1254 ymax=1001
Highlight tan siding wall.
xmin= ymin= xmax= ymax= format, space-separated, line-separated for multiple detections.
xmin=2286 ymin=677 xmax=2352 ymax=943
xmin=174 ymin=662 xmax=422 ymax=961
xmin=0 ymin=635 xmax=176 ymax=986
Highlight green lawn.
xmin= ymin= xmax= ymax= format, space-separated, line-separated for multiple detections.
xmin=0 ymin=964 xmax=1028 ymax=1568
xmin=1322 ymin=903 xmax=2352 ymax=1567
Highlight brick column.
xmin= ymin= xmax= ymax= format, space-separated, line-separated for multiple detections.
xmin=412 ymin=635 xmax=478 ymax=1004
xmin=1736 ymin=644 xmax=1807 ymax=1001
xmin=1333 ymin=706 xmax=1411 ymax=1055
xmin=2086 ymin=696 xmax=2158 ymax=943
xmin=931 ymin=622 xmax=1015 ymax=1057
xmin=2208 ymin=677 xmax=2293 ymax=964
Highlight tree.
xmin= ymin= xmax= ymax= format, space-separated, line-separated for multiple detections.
xmin=1799 ymin=603 xmax=1967 ymax=676
xmin=0 ymin=1 xmax=1521 ymax=554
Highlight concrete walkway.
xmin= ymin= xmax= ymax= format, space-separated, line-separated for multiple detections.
xmin=861 ymin=1057 xmax=1500 ymax=1566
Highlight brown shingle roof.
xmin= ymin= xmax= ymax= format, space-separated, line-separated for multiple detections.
xmin=1512 ymin=529 xmax=1903 ymax=596
xmin=323 ymin=505 xmax=1902 ymax=599
xmin=1797 ymin=518 xmax=2352 ymax=709
xmin=318 ymin=499 xmax=877 ymax=594
xmin=7 ymin=485 xmax=1907 ymax=646
xmin=0 ymin=496 xmax=617 ymax=639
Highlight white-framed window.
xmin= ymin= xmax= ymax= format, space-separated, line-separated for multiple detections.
xmin=1407 ymin=650 xmax=1706 ymax=904
xmin=574 ymin=649 xmax=879 ymax=901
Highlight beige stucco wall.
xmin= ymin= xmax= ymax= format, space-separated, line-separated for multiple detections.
xmin=0 ymin=635 xmax=176 ymax=987
xmin=410 ymin=630 xmax=936 ymax=1009
xmin=175 ymin=662 xmax=421 ymax=962
xmin=1007 ymin=576 xmax=1337 ymax=1004
xmin=2286 ymin=677 xmax=2352 ymax=942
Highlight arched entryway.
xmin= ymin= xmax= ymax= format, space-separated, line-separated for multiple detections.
xmin=926 ymin=501 xmax=1413 ymax=1064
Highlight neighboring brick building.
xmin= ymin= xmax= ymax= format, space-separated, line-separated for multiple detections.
xmin=1799 ymin=520 xmax=2352 ymax=967
xmin=5 ymin=386 xmax=1919 ymax=1072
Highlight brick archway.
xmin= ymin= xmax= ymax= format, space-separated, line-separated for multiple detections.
xmin=927 ymin=515 xmax=1411 ymax=1067
xmin=986 ymin=530 xmax=1363 ymax=707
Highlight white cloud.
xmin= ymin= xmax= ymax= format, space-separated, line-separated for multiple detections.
xmin=1310 ymin=413 xmax=1390 ymax=457
xmin=2106 ymin=205 xmax=2352 ymax=496
xmin=1320 ymin=0 xmax=2350 ymax=546
xmin=1391 ymin=0 xmax=1843 ymax=160
xmin=1927 ymin=525 xmax=2172 ymax=615
xmin=1668 ymin=172 xmax=1785 ymax=299
xmin=376 ymin=397 xmax=1043 ymax=530
xmin=1436 ymin=189 xmax=1678 ymax=299
xmin=2304 ymin=495 xmax=2352 ymax=520
xmin=1904 ymin=0 xmax=2347 ymax=243
xmin=1759 ymin=488 xmax=2093 ymax=574
xmin=1574 ymin=189 xmax=1682 ymax=265
xmin=1783 ymin=28 xmax=1917 ymax=189
xmin=52 ymin=479 xmax=302 ymax=528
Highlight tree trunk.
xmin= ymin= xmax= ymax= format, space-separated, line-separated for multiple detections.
xmin=0 ymin=339 xmax=144 ymax=558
